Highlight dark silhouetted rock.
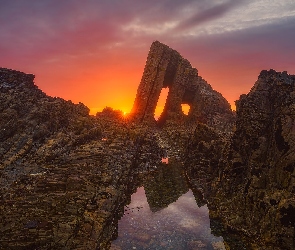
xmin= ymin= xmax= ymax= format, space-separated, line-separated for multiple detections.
xmin=0 ymin=68 xmax=163 ymax=250
xmin=186 ymin=69 xmax=295 ymax=249
xmin=130 ymin=41 xmax=235 ymax=132
xmin=2 ymin=42 xmax=295 ymax=250
xmin=143 ymin=160 xmax=189 ymax=212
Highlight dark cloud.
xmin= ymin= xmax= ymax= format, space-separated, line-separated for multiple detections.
xmin=168 ymin=16 xmax=295 ymax=102
xmin=0 ymin=1 xmax=167 ymax=64
xmin=173 ymin=0 xmax=247 ymax=31
xmin=177 ymin=16 xmax=295 ymax=68
xmin=0 ymin=0 xmax=129 ymax=62
xmin=130 ymin=0 xmax=197 ymax=24
xmin=1 ymin=1 xmax=293 ymax=71
xmin=0 ymin=0 xmax=248 ymax=63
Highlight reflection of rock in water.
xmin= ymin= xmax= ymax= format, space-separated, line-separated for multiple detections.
xmin=111 ymin=186 xmax=225 ymax=250
xmin=144 ymin=160 xmax=189 ymax=212
xmin=191 ymin=187 xmax=207 ymax=207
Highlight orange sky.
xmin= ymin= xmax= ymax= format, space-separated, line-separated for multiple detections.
xmin=1 ymin=1 xmax=294 ymax=116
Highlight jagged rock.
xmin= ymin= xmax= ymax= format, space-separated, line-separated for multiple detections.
xmin=96 ymin=107 xmax=125 ymax=122
xmin=0 ymin=68 xmax=163 ymax=249
xmin=2 ymin=42 xmax=295 ymax=250
xmin=130 ymin=41 xmax=235 ymax=132
xmin=186 ymin=69 xmax=295 ymax=249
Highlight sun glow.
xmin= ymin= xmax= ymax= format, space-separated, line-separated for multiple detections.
xmin=230 ymin=103 xmax=236 ymax=111
xmin=154 ymin=87 xmax=169 ymax=120
xmin=181 ymin=104 xmax=190 ymax=115
xmin=89 ymin=108 xmax=101 ymax=115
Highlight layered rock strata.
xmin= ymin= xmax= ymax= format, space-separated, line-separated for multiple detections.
xmin=0 ymin=68 xmax=163 ymax=249
xmin=185 ymin=70 xmax=295 ymax=249
xmin=130 ymin=41 xmax=235 ymax=131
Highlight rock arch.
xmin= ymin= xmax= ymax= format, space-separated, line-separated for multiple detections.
xmin=130 ymin=41 xmax=234 ymax=129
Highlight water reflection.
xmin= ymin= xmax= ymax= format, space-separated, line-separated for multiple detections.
xmin=111 ymin=161 xmax=225 ymax=250
xmin=144 ymin=162 xmax=188 ymax=212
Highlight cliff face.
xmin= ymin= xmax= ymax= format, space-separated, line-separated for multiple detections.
xmin=223 ymin=70 xmax=295 ymax=249
xmin=0 ymin=68 xmax=94 ymax=169
xmin=185 ymin=69 xmax=295 ymax=249
xmin=0 ymin=68 xmax=163 ymax=249
xmin=130 ymin=41 xmax=235 ymax=131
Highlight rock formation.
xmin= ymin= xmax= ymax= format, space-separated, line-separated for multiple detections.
xmin=0 ymin=68 xmax=163 ymax=249
xmin=130 ymin=41 xmax=235 ymax=131
xmin=1 ymin=41 xmax=295 ymax=250
xmin=185 ymin=69 xmax=295 ymax=249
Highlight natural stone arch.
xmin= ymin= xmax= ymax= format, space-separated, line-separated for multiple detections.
xmin=130 ymin=41 xmax=234 ymax=129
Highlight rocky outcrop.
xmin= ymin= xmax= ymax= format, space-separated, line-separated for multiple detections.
xmin=0 ymin=68 xmax=163 ymax=249
xmin=185 ymin=70 xmax=295 ymax=249
xmin=2 ymin=43 xmax=295 ymax=250
xmin=129 ymin=41 xmax=235 ymax=132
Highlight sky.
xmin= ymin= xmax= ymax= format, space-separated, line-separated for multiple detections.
xmin=1 ymin=0 xmax=295 ymax=115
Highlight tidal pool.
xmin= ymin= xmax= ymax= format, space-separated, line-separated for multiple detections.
xmin=111 ymin=185 xmax=225 ymax=250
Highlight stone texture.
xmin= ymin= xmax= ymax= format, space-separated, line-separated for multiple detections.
xmin=0 ymin=68 xmax=164 ymax=249
xmin=129 ymin=41 xmax=235 ymax=132
xmin=184 ymin=69 xmax=295 ymax=249
xmin=2 ymin=42 xmax=295 ymax=250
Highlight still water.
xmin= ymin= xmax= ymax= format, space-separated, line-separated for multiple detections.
xmin=111 ymin=162 xmax=225 ymax=250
